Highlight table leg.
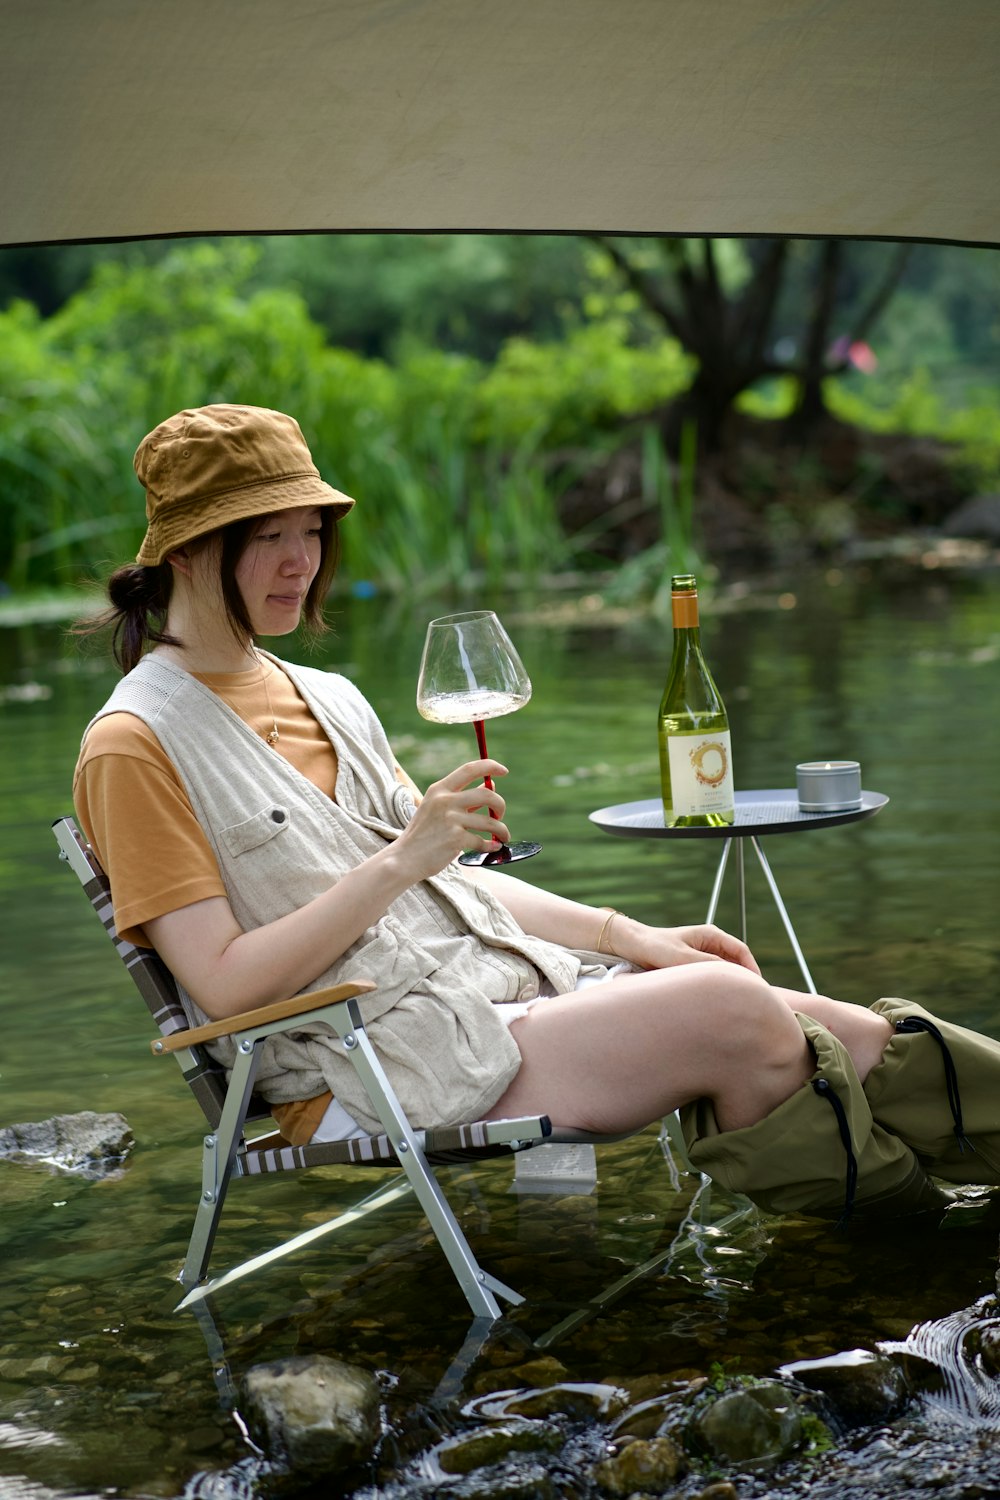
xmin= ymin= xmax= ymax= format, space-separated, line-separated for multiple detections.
xmin=750 ymin=836 xmax=818 ymax=995
xmin=735 ymin=840 xmax=747 ymax=944
xmin=705 ymin=839 xmax=732 ymax=925
xmin=706 ymin=839 xmax=747 ymax=943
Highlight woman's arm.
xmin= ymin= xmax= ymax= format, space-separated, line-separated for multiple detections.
xmin=146 ymin=758 xmax=511 ymax=1018
xmin=393 ymin=755 xmax=760 ymax=976
xmin=455 ymin=864 xmax=761 ymax=974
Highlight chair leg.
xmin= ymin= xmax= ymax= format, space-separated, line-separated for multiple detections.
xmin=335 ymin=1000 xmax=523 ymax=1322
xmin=180 ymin=999 xmax=524 ymax=1320
xmin=181 ymin=1040 xmax=260 ymax=1288
xmin=660 ymin=1110 xmax=696 ymax=1176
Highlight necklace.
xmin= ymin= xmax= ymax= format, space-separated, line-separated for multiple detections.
xmin=254 ymin=652 xmax=280 ymax=747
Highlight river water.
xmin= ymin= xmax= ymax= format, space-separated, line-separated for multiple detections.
xmin=1 ymin=563 xmax=999 ymax=1498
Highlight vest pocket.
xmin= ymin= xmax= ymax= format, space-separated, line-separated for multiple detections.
xmin=221 ymin=804 xmax=291 ymax=858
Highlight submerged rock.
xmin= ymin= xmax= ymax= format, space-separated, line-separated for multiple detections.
xmin=438 ymin=1463 xmax=558 ymax=1500
xmin=489 ymin=1382 xmax=628 ymax=1422
xmin=688 ymin=1380 xmax=823 ymax=1469
xmin=0 ymin=1110 xmax=132 ymax=1177
xmin=241 ymin=1353 xmax=380 ymax=1480
xmin=940 ymin=493 xmax=1000 ymax=542
xmin=435 ymin=1420 xmax=563 ymax=1475
xmin=593 ymin=1433 xmax=686 ymax=1494
xmin=779 ymin=1347 xmax=908 ymax=1427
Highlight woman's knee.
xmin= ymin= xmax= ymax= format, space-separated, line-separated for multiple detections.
xmin=651 ymin=964 xmax=802 ymax=1060
xmin=643 ymin=966 xmax=814 ymax=1128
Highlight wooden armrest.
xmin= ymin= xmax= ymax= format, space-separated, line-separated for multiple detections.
xmin=150 ymin=980 xmax=376 ymax=1055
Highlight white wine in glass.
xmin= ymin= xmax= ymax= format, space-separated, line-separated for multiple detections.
xmin=416 ymin=610 xmax=542 ymax=866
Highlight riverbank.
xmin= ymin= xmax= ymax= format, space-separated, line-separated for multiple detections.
xmin=557 ymin=414 xmax=1000 ymax=577
xmin=2 ymin=523 xmax=998 ymax=637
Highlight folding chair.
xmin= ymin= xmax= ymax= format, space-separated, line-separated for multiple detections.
xmin=53 ymin=815 xmax=646 ymax=1323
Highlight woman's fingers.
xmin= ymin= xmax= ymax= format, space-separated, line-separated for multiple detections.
xmin=436 ymin=758 xmax=508 ymax=828
xmin=464 ymin=789 xmax=506 ymax=818
xmin=469 ymin=821 xmax=511 ymax=846
xmin=441 ymin=758 xmax=509 ymax=791
xmin=630 ymin=921 xmax=763 ymax=975
xmin=426 ymin=761 xmax=507 ymax=819
xmin=399 ymin=759 xmax=513 ymax=870
xmin=464 ymin=801 xmax=508 ymax=844
xmin=682 ymin=924 xmax=762 ymax=974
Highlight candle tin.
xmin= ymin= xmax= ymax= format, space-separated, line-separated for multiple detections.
xmin=796 ymin=760 xmax=862 ymax=812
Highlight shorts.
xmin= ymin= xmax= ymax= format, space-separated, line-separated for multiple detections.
xmin=310 ymin=961 xmax=632 ymax=1144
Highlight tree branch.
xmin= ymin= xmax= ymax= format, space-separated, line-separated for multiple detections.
xmin=733 ymin=239 xmax=789 ymax=373
xmin=659 ymin=238 xmax=704 ymax=347
xmin=803 ymin=240 xmax=843 ymax=371
xmin=791 ymin=239 xmax=843 ymax=420
xmin=587 ymin=235 xmax=693 ymax=349
xmin=849 ymin=243 xmax=912 ymax=345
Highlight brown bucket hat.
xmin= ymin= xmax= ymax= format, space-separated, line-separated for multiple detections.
xmin=134 ymin=404 xmax=355 ymax=566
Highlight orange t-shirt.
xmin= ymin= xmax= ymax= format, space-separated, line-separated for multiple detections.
xmin=73 ymin=657 xmax=404 ymax=1146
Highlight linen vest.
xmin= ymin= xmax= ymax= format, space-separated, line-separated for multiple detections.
xmin=87 ymin=653 xmax=608 ymax=1131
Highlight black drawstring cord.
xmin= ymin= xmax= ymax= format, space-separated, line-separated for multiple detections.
xmin=894 ymin=1017 xmax=974 ymax=1154
xmin=812 ymin=1077 xmax=858 ymax=1228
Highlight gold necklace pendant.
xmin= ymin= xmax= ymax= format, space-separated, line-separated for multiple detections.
xmin=255 ymin=651 xmax=280 ymax=747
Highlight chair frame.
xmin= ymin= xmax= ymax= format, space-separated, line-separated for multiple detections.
xmin=53 ymin=815 xmax=633 ymax=1321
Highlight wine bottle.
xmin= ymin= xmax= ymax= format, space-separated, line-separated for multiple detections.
xmin=657 ymin=574 xmax=735 ymax=828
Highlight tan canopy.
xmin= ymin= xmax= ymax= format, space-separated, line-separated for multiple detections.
xmin=1 ymin=0 xmax=998 ymax=247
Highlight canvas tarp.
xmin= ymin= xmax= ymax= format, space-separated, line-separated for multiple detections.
xmin=1 ymin=0 xmax=998 ymax=248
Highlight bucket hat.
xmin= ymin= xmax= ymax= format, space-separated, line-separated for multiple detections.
xmin=134 ymin=404 xmax=354 ymax=566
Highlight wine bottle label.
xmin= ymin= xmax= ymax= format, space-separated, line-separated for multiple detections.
xmin=666 ymin=730 xmax=734 ymax=815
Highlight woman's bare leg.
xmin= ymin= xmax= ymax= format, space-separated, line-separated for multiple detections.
xmin=486 ymin=964 xmax=817 ymax=1135
xmin=772 ymin=990 xmax=893 ymax=1083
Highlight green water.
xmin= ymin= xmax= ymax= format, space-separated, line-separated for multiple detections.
xmin=1 ymin=566 xmax=999 ymax=1498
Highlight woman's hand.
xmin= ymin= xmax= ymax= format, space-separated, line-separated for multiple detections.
xmin=394 ymin=758 xmax=510 ymax=880
xmin=606 ymin=915 xmax=762 ymax=975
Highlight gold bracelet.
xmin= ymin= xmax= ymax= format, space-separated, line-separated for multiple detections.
xmin=596 ymin=907 xmax=620 ymax=957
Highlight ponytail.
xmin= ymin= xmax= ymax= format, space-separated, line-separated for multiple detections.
xmin=72 ymin=563 xmax=180 ymax=675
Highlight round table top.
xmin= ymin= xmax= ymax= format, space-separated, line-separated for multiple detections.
xmin=589 ymin=788 xmax=889 ymax=840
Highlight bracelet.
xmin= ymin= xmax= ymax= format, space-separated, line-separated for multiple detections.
xmin=596 ymin=907 xmax=621 ymax=957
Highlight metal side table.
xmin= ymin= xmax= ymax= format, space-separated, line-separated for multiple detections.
xmin=589 ymin=789 xmax=888 ymax=994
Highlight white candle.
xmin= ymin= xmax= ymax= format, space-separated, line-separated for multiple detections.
xmin=796 ymin=760 xmax=862 ymax=812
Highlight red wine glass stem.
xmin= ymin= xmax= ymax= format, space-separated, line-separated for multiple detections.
xmin=473 ymin=718 xmax=500 ymax=821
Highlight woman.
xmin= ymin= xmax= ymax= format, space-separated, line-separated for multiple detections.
xmin=74 ymin=404 xmax=1000 ymax=1221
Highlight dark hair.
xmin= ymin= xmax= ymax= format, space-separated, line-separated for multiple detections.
xmin=73 ymin=510 xmax=340 ymax=674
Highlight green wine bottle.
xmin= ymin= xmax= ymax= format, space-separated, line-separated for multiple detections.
xmin=657 ymin=574 xmax=735 ymax=828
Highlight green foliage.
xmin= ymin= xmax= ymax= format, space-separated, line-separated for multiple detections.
xmin=0 ymin=233 xmax=595 ymax=360
xmin=476 ymin=319 xmax=693 ymax=447
xmin=601 ymin=420 xmax=708 ymax=610
xmin=736 ymin=361 xmax=1000 ymax=492
xmin=1 ymin=236 xmax=996 ymax=594
xmin=0 ymin=300 xmax=129 ymax=588
xmin=797 ymin=1407 xmax=836 ymax=1456
xmin=0 ymin=242 xmax=689 ymax=592
xmin=251 ymin=233 xmax=592 ymax=358
xmin=828 ymin=370 xmax=1000 ymax=488
xmin=707 ymin=1357 xmax=741 ymax=1393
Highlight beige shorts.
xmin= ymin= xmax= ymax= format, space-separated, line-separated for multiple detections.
xmin=311 ymin=961 xmax=632 ymax=1144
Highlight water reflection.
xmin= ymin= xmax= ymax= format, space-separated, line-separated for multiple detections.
xmin=1 ymin=566 xmax=999 ymax=1496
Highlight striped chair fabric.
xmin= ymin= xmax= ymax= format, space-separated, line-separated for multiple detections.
xmin=54 ymin=816 xmax=549 ymax=1174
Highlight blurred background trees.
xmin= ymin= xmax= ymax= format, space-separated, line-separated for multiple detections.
xmin=1 ymin=233 xmax=996 ymax=596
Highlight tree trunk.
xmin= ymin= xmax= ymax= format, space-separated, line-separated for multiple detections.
xmin=788 ymin=240 xmax=843 ymax=434
xmin=592 ymin=234 xmax=910 ymax=457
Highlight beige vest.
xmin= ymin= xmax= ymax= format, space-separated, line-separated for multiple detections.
xmin=90 ymin=653 xmax=609 ymax=1131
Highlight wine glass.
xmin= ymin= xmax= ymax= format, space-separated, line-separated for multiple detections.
xmin=416 ymin=610 xmax=542 ymax=866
